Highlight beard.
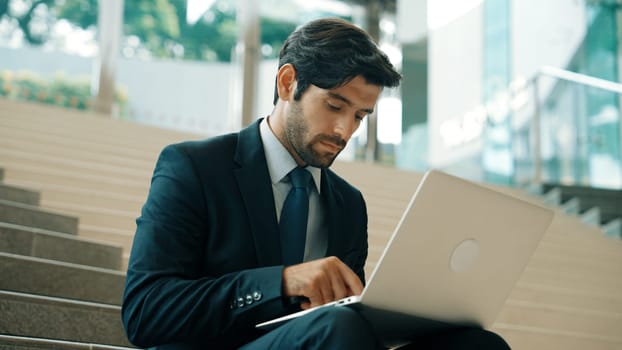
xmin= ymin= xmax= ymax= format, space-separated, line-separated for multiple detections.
xmin=285 ymin=101 xmax=347 ymax=168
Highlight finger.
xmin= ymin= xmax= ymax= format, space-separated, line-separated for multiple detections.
xmin=283 ymin=262 xmax=328 ymax=307
xmin=328 ymin=265 xmax=348 ymax=301
xmin=319 ymin=266 xmax=336 ymax=304
xmin=308 ymin=287 xmax=326 ymax=308
xmin=311 ymin=261 xmax=340 ymax=307
xmin=335 ymin=260 xmax=364 ymax=295
xmin=316 ymin=257 xmax=352 ymax=304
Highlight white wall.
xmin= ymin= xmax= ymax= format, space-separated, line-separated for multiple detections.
xmin=117 ymin=58 xmax=232 ymax=135
xmin=257 ymin=59 xmax=279 ymax=118
xmin=0 ymin=46 xmax=92 ymax=77
xmin=511 ymin=0 xmax=586 ymax=81
xmin=427 ymin=4 xmax=484 ymax=168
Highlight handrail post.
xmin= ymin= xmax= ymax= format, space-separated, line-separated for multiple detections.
xmin=532 ymin=75 xmax=542 ymax=185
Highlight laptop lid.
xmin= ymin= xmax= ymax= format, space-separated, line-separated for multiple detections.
xmin=257 ymin=169 xmax=554 ymax=333
xmin=359 ymin=169 xmax=554 ymax=327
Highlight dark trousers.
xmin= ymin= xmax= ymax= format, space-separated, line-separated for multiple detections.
xmin=239 ymin=307 xmax=510 ymax=349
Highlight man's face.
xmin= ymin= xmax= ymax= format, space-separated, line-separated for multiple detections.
xmin=284 ymin=75 xmax=381 ymax=168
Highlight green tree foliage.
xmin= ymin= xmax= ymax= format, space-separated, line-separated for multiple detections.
xmin=169 ymin=0 xmax=239 ymax=61
xmin=53 ymin=0 xmax=97 ymax=29
xmin=0 ymin=0 xmax=296 ymax=62
xmin=55 ymin=0 xmax=181 ymax=57
xmin=0 ymin=0 xmax=55 ymax=44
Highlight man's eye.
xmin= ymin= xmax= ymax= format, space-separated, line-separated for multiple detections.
xmin=355 ymin=115 xmax=365 ymax=121
xmin=327 ymin=103 xmax=341 ymax=111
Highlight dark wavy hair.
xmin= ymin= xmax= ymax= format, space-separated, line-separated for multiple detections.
xmin=273 ymin=18 xmax=402 ymax=105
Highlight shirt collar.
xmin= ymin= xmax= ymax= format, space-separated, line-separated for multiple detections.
xmin=259 ymin=117 xmax=322 ymax=193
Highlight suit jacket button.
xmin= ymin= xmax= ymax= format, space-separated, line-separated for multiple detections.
xmin=246 ymin=294 xmax=253 ymax=305
xmin=253 ymin=291 xmax=262 ymax=301
xmin=237 ymin=297 xmax=245 ymax=308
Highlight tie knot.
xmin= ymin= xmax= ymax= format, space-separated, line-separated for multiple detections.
xmin=289 ymin=167 xmax=311 ymax=189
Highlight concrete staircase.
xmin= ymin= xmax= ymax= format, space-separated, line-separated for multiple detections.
xmin=541 ymin=183 xmax=622 ymax=239
xmin=0 ymin=99 xmax=204 ymax=348
xmin=1 ymin=98 xmax=622 ymax=349
xmin=0 ymin=170 xmax=131 ymax=348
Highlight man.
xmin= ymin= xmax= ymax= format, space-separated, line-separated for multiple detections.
xmin=122 ymin=18 xmax=509 ymax=349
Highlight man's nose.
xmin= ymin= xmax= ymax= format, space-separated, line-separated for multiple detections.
xmin=333 ymin=114 xmax=355 ymax=139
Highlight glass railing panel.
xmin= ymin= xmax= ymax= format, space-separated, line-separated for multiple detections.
xmin=511 ymin=72 xmax=622 ymax=189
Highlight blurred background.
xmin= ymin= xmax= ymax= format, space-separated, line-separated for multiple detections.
xmin=1 ymin=0 xmax=620 ymax=190
xmin=1 ymin=3 xmax=622 ymax=348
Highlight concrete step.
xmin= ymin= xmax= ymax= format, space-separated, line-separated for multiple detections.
xmin=0 ymin=222 xmax=122 ymax=270
xmin=0 ymin=99 xmax=200 ymax=153
xmin=510 ymin=282 xmax=622 ymax=314
xmin=542 ymin=187 xmax=562 ymax=206
xmin=543 ymin=183 xmax=622 ymax=225
xmin=1 ymin=165 xmax=149 ymax=197
xmin=527 ymin=253 xmax=622 ymax=282
xmin=520 ymin=265 xmax=622 ymax=292
xmin=532 ymin=235 xmax=622 ymax=267
xmin=497 ymin=300 xmax=622 ymax=340
xmin=0 ymin=167 xmax=4 ymax=181
xmin=367 ymin=212 xmax=403 ymax=232
xmin=0 ymin=124 xmax=157 ymax=165
xmin=0 ymin=334 xmax=136 ymax=350
xmin=0 ymin=183 xmax=40 ymax=206
xmin=41 ymin=199 xmax=137 ymax=232
xmin=0 ymin=148 xmax=150 ymax=184
xmin=78 ymin=225 xmax=134 ymax=270
xmin=560 ymin=197 xmax=581 ymax=215
xmin=0 ymin=253 xmax=124 ymax=305
xmin=2 ymin=179 xmax=144 ymax=213
xmin=493 ymin=323 xmax=622 ymax=350
xmin=0 ymin=199 xmax=78 ymax=235
xmin=580 ymin=207 xmax=601 ymax=227
xmin=366 ymin=196 xmax=411 ymax=212
xmin=544 ymin=214 xmax=622 ymax=253
xmin=78 ymin=225 xmax=135 ymax=252
xmin=0 ymin=129 xmax=155 ymax=171
xmin=603 ymin=218 xmax=622 ymax=239
xmin=534 ymin=238 xmax=622 ymax=267
xmin=0 ymin=290 xmax=131 ymax=347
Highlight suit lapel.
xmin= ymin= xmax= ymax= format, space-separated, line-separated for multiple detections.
xmin=233 ymin=119 xmax=282 ymax=266
xmin=321 ymin=170 xmax=347 ymax=257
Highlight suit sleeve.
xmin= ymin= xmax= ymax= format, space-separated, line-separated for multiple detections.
xmin=121 ymin=145 xmax=289 ymax=348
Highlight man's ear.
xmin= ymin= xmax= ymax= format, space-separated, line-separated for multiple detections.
xmin=276 ymin=64 xmax=297 ymax=101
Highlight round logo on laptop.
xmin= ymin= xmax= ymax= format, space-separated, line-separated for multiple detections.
xmin=450 ymin=239 xmax=480 ymax=272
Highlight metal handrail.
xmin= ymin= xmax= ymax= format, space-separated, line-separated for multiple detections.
xmin=530 ymin=66 xmax=622 ymax=184
xmin=537 ymin=65 xmax=622 ymax=94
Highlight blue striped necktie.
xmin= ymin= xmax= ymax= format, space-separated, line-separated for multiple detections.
xmin=280 ymin=167 xmax=311 ymax=266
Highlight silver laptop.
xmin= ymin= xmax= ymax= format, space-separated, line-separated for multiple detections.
xmin=257 ymin=170 xmax=554 ymax=346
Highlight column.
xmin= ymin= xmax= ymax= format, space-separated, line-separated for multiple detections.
xmin=365 ymin=0 xmax=381 ymax=162
xmin=94 ymin=0 xmax=124 ymax=117
xmin=237 ymin=0 xmax=260 ymax=127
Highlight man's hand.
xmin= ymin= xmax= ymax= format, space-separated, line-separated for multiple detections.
xmin=282 ymin=256 xmax=364 ymax=309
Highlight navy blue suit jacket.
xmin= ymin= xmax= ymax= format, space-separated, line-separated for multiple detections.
xmin=121 ymin=119 xmax=369 ymax=349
